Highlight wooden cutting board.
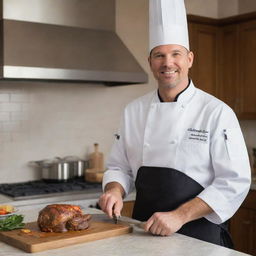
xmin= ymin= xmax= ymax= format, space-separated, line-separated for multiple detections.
xmin=0 ymin=217 xmax=132 ymax=253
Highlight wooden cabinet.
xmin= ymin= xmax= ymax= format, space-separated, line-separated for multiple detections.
xmin=238 ymin=20 xmax=256 ymax=119
xmin=218 ymin=24 xmax=239 ymax=112
xmin=121 ymin=201 xmax=134 ymax=217
xmin=219 ymin=19 xmax=256 ymax=119
xmin=188 ymin=13 xmax=256 ymax=119
xmin=188 ymin=22 xmax=219 ymax=97
xmin=230 ymin=190 xmax=256 ymax=255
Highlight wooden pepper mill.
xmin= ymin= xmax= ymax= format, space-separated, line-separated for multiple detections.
xmin=85 ymin=143 xmax=104 ymax=183
xmin=89 ymin=143 xmax=104 ymax=172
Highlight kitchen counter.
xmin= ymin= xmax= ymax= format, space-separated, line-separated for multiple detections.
xmin=0 ymin=208 xmax=250 ymax=256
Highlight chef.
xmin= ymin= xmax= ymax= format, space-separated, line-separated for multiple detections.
xmin=99 ymin=0 xmax=251 ymax=248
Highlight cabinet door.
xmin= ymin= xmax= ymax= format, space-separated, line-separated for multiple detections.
xmin=239 ymin=20 xmax=256 ymax=119
xmin=230 ymin=207 xmax=254 ymax=254
xmin=188 ymin=23 xmax=218 ymax=97
xmin=121 ymin=201 xmax=134 ymax=217
xmin=218 ymin=24 xmax=239 ymax=113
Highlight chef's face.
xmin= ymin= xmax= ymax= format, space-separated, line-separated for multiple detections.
xmin=148 ymin=44 xmax=194 ymax=89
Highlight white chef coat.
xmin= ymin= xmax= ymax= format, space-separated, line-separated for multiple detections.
xmin=103 ymin=81 xmax=251 ymax=225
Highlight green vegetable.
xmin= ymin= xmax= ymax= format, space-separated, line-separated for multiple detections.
xmin=0 ymin=214 xmax=25 ymax=231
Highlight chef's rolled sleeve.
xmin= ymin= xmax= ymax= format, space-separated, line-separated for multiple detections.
xmin=102 ymin=169 xmax=134 ymax=197
xmin=198 ymin=182 xmax=250 ymax=224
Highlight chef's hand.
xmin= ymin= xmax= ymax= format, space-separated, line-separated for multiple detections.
xmin=144 ymin=197 xmax=213 ymax=236
xmin=98 ymin=182 xmax=125 ymax=218
xmin=144 ymin=211 xmax=183 ymax=236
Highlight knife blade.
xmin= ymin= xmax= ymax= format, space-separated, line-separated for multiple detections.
xmin=91 ymin=213 xmax=146 ymax=230
xmin=116 ymin=215 xmax=145 ymax=230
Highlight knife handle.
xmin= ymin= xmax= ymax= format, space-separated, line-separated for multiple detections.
xmin=134 ymin=222 xmax=146 ymax=230
xmin=112 ymin=212 xmax=118 ymax=224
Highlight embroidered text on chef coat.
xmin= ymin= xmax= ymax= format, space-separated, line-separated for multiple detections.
xmin=185 ymin=128 xmax=209 ymax=144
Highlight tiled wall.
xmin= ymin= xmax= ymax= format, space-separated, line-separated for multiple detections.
xmin=0 ymin=81 xmax=154 ymax=183
xmin=0 ymin=85 xmax=30 ymax=144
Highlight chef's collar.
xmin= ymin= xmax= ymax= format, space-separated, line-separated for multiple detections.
xmin=157 ymin=79 xmax=191 ymax=102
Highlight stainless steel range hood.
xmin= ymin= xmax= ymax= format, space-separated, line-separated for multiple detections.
xmin=0 ymin=0 xmax=148 ymax=85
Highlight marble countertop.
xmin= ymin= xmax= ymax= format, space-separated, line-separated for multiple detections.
xmin=0 ymin=208 xmax=251 ymax=256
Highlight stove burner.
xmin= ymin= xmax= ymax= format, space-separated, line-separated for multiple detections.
xmin=0 ymin=179 xmax=101 ymax=198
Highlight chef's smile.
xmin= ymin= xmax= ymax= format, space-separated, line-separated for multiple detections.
xmin=160 ymin=70 xmax=177 ymax=78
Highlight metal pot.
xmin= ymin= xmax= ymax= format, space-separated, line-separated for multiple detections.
xmin=63 ymin=156 xmax=87 ymax=178
xmin=73 ymin=160 xmax=86 ymax=177
xmin=30 ymin=158 xmax=73 ymax=181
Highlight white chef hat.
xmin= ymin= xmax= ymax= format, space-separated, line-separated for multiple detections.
xmin=149 ymin=0 xmax=189 ymax=52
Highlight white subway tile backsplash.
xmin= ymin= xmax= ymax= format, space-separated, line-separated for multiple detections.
xmin=11 ymin=112 xmax=29 ymax=121
xmin=10 ymin=93 xmax=30 ymax=102
xmin=1 ymin=121 xmax=20 ymax=132
xmin=0 ymin=102 xmax=21 ymax=111
xmin=0 ymin=112 xmax=10 ymax=121
xmin=0 ymin=93 xmax=10 ymax=102
xmin=11 ymin=131 xmax=26 ymax=142
xmin=0 ymin=132 xmax=12 ymax=143
xmin=21 ymin=103 xmax=30 ymax=112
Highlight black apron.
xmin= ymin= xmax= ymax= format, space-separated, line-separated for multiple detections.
xmin=132 ymin=166 xmax=233 ymax=248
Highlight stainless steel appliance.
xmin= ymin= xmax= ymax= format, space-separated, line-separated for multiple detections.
xmin=0 ymin=0 xmax=148 ymax=84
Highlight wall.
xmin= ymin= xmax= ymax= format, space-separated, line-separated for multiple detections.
xmin=218 ymin=0 xmax=256 ymax=17
xmin=0 ymin=0 xmax=256 ymax=183
xmin=185 ymin=0 xmax=256 ymax=18
xmin=239 ymin=0 xmax=256 ymax=15
xmin=185 ymin=0 xmax=219 ymax=18
xmin=0 ymin=81 xmax=154 ymax=183
xmin=218 ymin=0 xmax=239 ymax=18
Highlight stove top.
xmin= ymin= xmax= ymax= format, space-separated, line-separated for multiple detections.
xmin=0 ymin=178 xmax=102 ymax=200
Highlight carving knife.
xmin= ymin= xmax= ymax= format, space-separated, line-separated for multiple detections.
xmin=113 ymin=214 xmax=145 ymax=230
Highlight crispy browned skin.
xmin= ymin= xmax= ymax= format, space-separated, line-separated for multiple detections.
xmin=37 ymin=204 xmax=91 ymax=232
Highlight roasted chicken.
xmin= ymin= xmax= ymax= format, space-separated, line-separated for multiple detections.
xmin=37 ymin=204 xmax=91 ymax=232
